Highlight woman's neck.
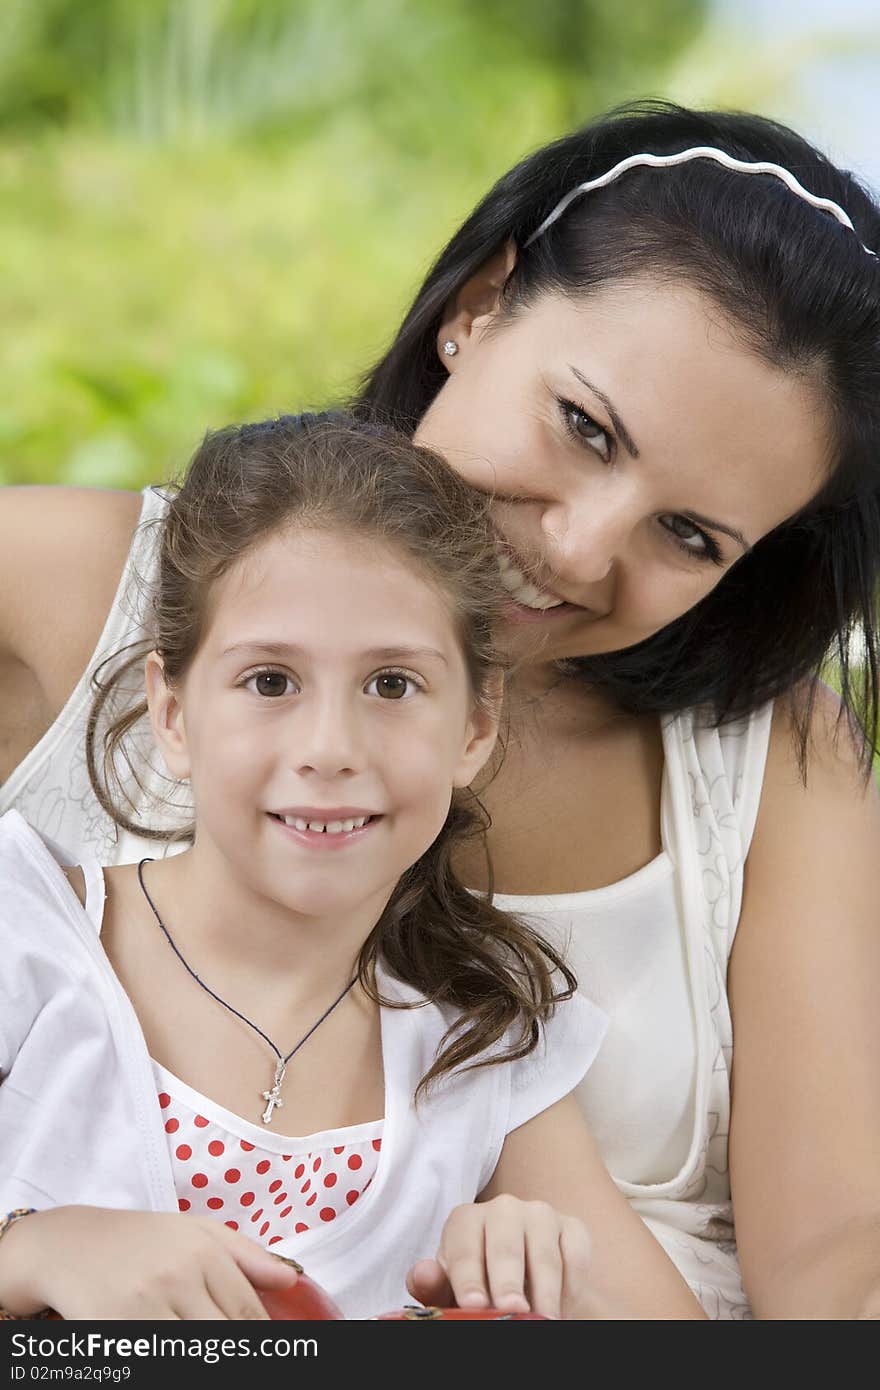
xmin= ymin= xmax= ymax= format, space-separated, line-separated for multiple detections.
xmin=505 ymin=662 xmax=628 ymax=740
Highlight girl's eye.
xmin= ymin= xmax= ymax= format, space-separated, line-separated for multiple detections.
xmin=365 ymin=671 xmax=420 ymax=700
xmin=658 ymin=514 xmax=724 ymax=566
xmin=244 ymin=670 xmax=296 ymax=698
xmin=557 ymin=398 xmax=612 ymax=463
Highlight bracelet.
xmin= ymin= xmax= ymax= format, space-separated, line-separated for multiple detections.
xmin=0 ymin=1209 xmax=36 ymax=1243
xmin=0 ymin=1208 xmax=54 ymax=1321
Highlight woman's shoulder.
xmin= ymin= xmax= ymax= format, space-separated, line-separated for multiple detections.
xmin=0 ymin=486 xmax=166 ymax=790
xmin=732 ymin=680 xmax=877 ymax=936
xmin=0 ymin=485 xmax=145 ymax=640
xmin=762 ymin=678 xmax=874 ymax=805
xmin=0 ymin=487 xmax=148 ymax=748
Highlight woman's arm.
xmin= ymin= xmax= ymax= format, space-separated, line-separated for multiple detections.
xmin=0 ymin=486 xmax=142 ymax=781
xmin=728 ymin=683 xmax=880 ymax=1319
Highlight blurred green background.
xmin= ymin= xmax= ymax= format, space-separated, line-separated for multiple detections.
xmin=1 ymin=0 xmax=713 ymax=488
xmin=1 ymin=0 xmax=877 ymax=496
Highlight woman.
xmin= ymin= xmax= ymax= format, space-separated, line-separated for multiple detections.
xmin=2 ymin=101 xmax=879 ymax=1319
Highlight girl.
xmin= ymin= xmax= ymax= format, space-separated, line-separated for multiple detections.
xmin=0 ymin=415 xmax=706 ymax=1321
xmin=2 ymin=101 xmax=880 ymax=1318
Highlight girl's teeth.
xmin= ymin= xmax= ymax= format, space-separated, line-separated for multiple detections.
xmin=283 ymin=815 xmax=370 ymax=833
xmin=495 ymin=553 xmax=564 ymax=610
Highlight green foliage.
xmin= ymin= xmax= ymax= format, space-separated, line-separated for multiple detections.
xmin=0 ymin=1 xmax=704 ymax=140
xmin=0 ymin=1 xmax=705 ymax=488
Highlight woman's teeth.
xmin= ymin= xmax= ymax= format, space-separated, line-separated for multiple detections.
xmin=496 ymin=551 xmax=564 ymax=610
xmin=276 ymin=815 xmax=371 ymax=833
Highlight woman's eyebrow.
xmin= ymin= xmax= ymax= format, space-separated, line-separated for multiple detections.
xmin=682 ymin=511 xmax=751 ymax=553
xmin=568 ymin=366 xmax=640 ymax=458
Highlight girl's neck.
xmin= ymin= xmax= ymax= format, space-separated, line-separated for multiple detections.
xmin=138 ymin=840 xmax=388 ymax=1005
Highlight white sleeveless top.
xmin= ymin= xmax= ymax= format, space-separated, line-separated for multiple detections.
xmin=491 ymin=703 xmax=772 ymax=1320
xmin=0 ymin=486 xmax=773 ymax=1319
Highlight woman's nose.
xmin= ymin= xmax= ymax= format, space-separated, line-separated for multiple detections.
xmin=541 ymin=487 xmax=634 ymax=590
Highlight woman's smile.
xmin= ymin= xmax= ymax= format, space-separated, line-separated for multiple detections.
xmin=492 ymin=533 xmax=606 ymax=627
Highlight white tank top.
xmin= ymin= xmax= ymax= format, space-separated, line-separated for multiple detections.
xmin=493 ymin=852 xmax=691 ymax=1184
xmin=0 ymin=485 xmax=774 ymax=1318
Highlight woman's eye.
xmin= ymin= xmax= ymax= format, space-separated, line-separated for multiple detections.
xmin=558 ymin=398 xmax=612 ymax=463
xmin=244 ymin=670 xmax=295 ymax=698
xmin=658 ymin=515 xmax=723 ymax=566
xmin=365 ymin=671 xmax=419 ymax=700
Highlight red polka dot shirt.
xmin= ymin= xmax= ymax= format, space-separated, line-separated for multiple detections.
xmin=154 ymin=1063 xmax=382 ymax=1247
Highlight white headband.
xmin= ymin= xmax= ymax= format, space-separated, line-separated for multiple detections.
xmin=523 ymin=145 xmax=877 ymax=258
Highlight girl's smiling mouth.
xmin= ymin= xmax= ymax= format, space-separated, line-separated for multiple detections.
xmin=267 ymin=808 xmax=383 ymax=847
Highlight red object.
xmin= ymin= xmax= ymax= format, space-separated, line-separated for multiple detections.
xmin=372 ymin=1306 xmax=547 ymax=1320
xmin=259 ymin=1257 xmax=345 ymax=1320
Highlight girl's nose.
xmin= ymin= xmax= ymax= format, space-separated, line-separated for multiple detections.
xmin=292 ymin=696 xmax=363 ymax=779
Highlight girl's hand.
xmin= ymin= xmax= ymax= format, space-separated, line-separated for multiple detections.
xmin=0 ymin=1206 xmax=299 ymax=1320
xmin=406 ymin=1194 xmax=593 ymax=1320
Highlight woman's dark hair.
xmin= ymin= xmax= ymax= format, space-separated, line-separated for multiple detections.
xmin=86 ymin=413 xmax=576 ymax=1095
xmin=356 ymin=100 xmax=880 ymax=774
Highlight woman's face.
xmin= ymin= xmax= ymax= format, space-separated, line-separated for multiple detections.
xmin=414 ymin=279 xmax=832 ymax=670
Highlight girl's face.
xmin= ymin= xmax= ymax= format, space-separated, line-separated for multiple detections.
xmin=415 ymin=279 xmax=833 ymax=670
xmin=147 ymin=529 xmax=498 ymax=921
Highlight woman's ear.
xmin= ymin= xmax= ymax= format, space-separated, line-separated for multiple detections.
xmin=437 ymin=239 xmax=517 ymax=368
xmin=145 ymin=650 xmax=191 ymax=781
xmin=452 ymin=670 xmax=505 ymax=788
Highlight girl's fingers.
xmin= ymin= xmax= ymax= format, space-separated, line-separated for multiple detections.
xmin=406 ymin=1258 xmax=454 ymax=1309
xmin=173 ymin=1290 xmax=231 ymax=1321
xmin=110 ymin=1296 xmax=181 ymax=1321
xmin=436 ymin=1206 xmax=491 ymax=1308
xmin=482 ymin=1202 xmax=530 ymax=1314
xmin=203 ymin=1260 xmax=271 ymax=1321
xmin=520 ymin=1206 xmax=569 ymax=1320
xmin=435 ymin=1200 xmax=593 ymax=1319
xmin=210 ymin=1224 xmax=299 ymax=1292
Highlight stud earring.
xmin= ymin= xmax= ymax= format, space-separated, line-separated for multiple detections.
xmin=442 ymin=340 xmax=459 ymax=357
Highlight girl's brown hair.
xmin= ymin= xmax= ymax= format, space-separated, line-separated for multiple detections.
xmin=86 ymin=412 xmax=576 ymax=1095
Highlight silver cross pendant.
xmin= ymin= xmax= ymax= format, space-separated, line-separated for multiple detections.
xmin=261 ymin=1059 xmax=286 ymax=1124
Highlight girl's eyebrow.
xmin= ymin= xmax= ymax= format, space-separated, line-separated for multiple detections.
xmin=568 ymin=366 xmax=640 ymax=458
xmin=361 ymin=646 xmax=449 ymax=667
xmin=220 ymin=640 xmax=448 ymax=666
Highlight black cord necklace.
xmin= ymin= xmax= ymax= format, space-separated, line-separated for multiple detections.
xmin=137 ymin=859 xmax=357 ymax=1126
